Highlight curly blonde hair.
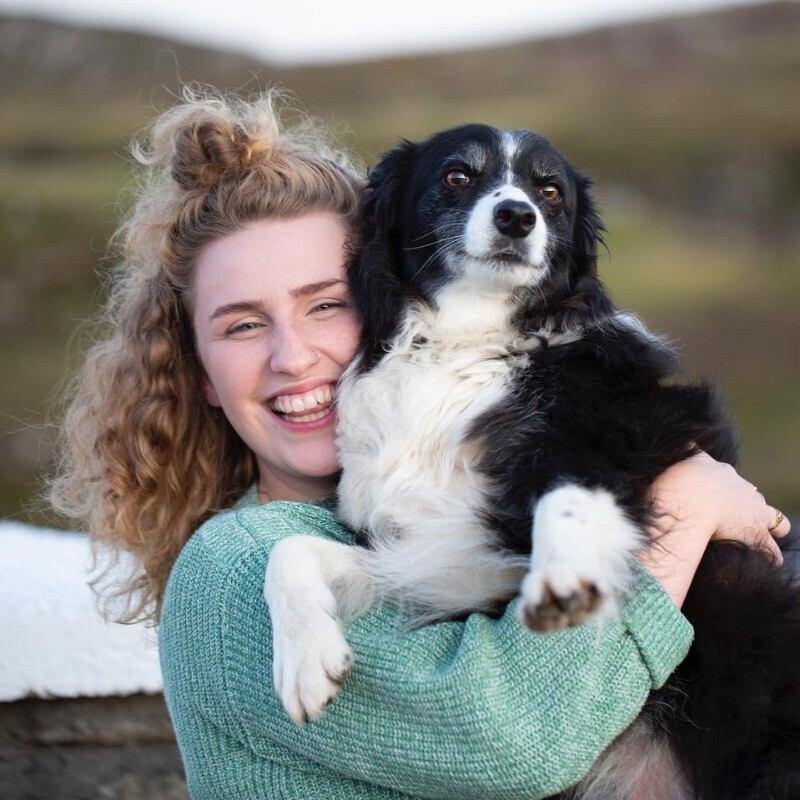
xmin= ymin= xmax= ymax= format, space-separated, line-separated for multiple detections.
xmin=49 ymin=87 xmax=364 ymax=622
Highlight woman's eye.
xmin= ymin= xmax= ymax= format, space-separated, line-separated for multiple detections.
xmin=226 ymin=320 xmax=262 ymax=336
xmin=539 ymin=184 xmax=561 ymax=201
xmin=444 ymin=169 xmax=470 ymax=187
xmin=312 ymin=298 xmax=349 ymax=313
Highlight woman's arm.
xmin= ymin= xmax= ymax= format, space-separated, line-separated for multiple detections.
xmin=160 ymin=502 xmax=692 ymax=800
xmin=639 ymin=451 xmax=791 ymax=608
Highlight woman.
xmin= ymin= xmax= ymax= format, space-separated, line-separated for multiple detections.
xmin=50 ymin=89 xmax=789 ymax=799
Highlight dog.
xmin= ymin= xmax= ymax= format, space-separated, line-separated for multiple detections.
xmin=265 ymin=124 xmax=800 ymax=799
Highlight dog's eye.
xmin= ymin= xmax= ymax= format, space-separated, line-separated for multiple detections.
xmin=539 ymin=184 xmax=561 ymax=201
xmin=444 ymin=169 xmax=470 ymax=187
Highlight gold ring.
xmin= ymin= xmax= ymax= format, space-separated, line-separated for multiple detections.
xmin=768 ymin=510 xmax=785 ymax=532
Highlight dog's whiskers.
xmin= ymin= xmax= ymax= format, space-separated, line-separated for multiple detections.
xmin=409 ymin=250 xmax=442 ymax=282
xmin=403 ymin=227 xmax=464 ymax=282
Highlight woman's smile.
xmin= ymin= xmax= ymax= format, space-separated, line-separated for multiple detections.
xmin=268 ymin=383 xmax=335 ymax=418
xmin=266 ymin=382 xmax=337 ymax=427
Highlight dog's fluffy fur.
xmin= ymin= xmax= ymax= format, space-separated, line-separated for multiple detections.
xmin=265 ymin=124 xmax=800 ymax=798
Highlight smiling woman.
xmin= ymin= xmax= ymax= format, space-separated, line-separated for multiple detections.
xmin=47 ymin=87 xmax=365 ymax=621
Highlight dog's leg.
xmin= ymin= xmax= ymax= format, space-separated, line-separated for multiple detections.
xmin=264 ymin=536 xmax=375 ymax=724
xmin=520 ymin=484 xmax=644 ymax=632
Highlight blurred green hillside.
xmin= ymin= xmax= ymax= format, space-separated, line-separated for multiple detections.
xmin=2 ymin=1 xmax=798 ymax=525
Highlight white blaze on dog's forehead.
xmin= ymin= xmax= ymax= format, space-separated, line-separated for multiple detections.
xmin=501 ymin=130 xmax=525 ymax=185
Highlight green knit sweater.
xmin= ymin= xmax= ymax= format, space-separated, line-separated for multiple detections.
xmin=159 ymin=488 xmax=693 ymax=800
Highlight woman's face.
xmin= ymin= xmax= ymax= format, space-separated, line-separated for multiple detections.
xmin=192 ymin=212 xmax=361 ymax=502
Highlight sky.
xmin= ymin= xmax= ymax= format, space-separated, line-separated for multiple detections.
xmin=0 ymin=0 xmax=778 ymax=66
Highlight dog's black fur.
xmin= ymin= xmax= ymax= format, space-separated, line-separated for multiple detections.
xmin=345 ymin=124 xmax=800 ymax=798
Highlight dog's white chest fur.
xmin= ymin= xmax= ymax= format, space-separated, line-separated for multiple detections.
xmin=336 ymin=296 xmax=532 ymax=616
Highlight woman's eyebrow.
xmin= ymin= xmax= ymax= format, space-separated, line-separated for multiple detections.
xmin=290 ymin=279 xmax=347 ymax=299
xmin=209 ymin=299 xmax=266 ymax=323
xmin=208 ymin=280 xmax=347 ymax=322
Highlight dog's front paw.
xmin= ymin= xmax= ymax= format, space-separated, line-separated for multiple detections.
xmin=273 ymin=613 xmax=354 ymax=725
xmin=519 ymin=566 xmax=605 ymax=632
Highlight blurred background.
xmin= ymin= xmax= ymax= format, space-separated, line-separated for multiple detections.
xmin=1 ymin=0 xmax=798 ymax=527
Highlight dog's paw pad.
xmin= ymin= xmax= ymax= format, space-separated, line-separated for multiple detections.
xmin=519 ymin=568 xmax=606 ymax=632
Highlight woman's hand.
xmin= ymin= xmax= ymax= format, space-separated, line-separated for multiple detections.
xmin=638 ymin=451 xmax=791 ymax=608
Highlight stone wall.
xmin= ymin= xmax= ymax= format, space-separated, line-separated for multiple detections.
xmin=0 ymin=693 xmax=187 ymax=800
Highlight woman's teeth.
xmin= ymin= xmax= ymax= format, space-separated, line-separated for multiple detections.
xmin=269 ymin=385 xmax=333 ymax=417
xmin=282 ymin=408 xmax=331 ymax=423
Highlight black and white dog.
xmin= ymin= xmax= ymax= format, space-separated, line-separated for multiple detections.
xmin=266 ymin=124 xmax=800 ymax=798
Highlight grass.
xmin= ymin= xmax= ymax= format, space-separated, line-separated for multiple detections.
xmin=599 ymin=211 xmax=794 ymax=313
xmin=598 ymin=209 xmax=800 ymax=510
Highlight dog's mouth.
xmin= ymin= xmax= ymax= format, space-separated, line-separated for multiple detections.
xmin=482 ymin=247 xmax=540 ymax=270
xmin=482 ymin=232 xmax=541 ymax=263
xmin=494 ymin=249 xmax=529 ymax=263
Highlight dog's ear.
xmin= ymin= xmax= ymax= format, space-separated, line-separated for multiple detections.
xmin=572 ymin=171 xmax=606 ymax=279
xmin=362 ymin=139 xmax=418 ymax=241
xmin=349 ymin=140 xmax=419 ymax=366
xmin=539 ymin=169 xmax=614 ymax=330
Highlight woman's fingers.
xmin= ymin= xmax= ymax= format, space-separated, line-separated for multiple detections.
xmin=754 ymin=506 xmax=790 ymax=564
xmin=763 ymin=533 xmax=784 ymax=564
xmin=767 ymin=507 xmax=791 ymax=539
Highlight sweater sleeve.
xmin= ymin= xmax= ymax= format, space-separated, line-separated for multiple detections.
xmin=160 ymin=501 xmax=693 ymax=800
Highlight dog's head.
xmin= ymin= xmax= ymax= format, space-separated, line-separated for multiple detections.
xmin=350 ymin=124 xmax=607 ymax=348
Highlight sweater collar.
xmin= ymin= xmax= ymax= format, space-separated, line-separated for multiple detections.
xmin=234 ymin=484 xmax=337 ymax=513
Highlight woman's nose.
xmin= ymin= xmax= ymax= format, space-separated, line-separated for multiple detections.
xmin=268 ymin=322 xmax=320 ymax=375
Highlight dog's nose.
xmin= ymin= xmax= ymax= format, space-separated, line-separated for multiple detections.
xmin=493 ymin=200 xmax=536 ymax=239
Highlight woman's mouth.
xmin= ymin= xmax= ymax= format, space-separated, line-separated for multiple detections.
xmin=268 ymin=384 xmax=334 ymax=423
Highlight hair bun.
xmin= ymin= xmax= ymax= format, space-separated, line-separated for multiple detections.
xmin=171 ymin=120 xmax=253 ymax=191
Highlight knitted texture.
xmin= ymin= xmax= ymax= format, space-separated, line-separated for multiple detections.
xmin=159 ymin=490 xmax=693 ymax=799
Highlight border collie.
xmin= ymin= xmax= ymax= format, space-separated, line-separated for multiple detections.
xmin=265 ymin=124 xmax=800 ymax=799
